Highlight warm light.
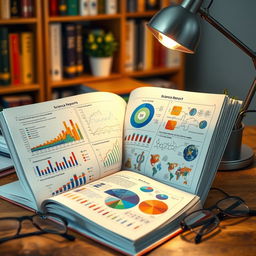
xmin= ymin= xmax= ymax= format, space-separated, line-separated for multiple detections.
xmin=157 ymin=32 xmax=194 ymax=53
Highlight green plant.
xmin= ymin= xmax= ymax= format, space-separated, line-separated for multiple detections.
xmin=85 ymin=29 xmax=118 ymax=58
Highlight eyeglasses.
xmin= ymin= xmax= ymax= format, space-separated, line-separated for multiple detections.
xmin=0 ymin=213 xmax=75 ymax=244
xmin=180 ymin=188 xmax=256 ymax=244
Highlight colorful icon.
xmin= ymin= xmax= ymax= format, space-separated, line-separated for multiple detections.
xmin=199 ymin=120 xmax=207 ymax=129
xmin=140 ymin=186 xmax=154 ymax=192
xmin=130 ymin=103 xmax=155 ymax=128
xmin=156 ymin=194 xmax=168 ymax=200
xmin=170 ymin=106 xmax=182 ymax=116
xmin=183 ymin=145 xmax=198 ymax=161
xmin=165 ymin=120 xmax=177 ymax=130
xmin=189 ymin=108 xmax=197 ymax=116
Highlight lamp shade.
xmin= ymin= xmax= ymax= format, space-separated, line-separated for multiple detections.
xmin=147 ymin=5 xmax=201 ymax=53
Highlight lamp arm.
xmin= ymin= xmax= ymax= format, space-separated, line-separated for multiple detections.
xmin=199 ymin=7 xmax=256 ymax=129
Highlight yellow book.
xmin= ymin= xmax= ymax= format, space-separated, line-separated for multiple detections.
xmin=21 ymin=32 xmax=34 ymax=84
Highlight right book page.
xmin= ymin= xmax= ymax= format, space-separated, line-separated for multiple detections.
xmin=123 ymin=87 xmax=228 ymax=195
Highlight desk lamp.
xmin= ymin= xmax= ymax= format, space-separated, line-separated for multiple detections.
xmin=147 ymin=0 xmax=255 ymax=170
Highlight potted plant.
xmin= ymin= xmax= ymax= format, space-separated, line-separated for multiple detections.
xmin=85 ymin=29 xmax=118 ymax=77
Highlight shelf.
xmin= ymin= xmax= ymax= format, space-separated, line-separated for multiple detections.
xmin=0 ymin=84 xmax=41 ymax=95
xmin=49 ymin=14 xmax=122 ymax=22
xmin=126 ymin=67 xmax=180 ymax=77
xmin=50 ymin=73 xmax=122 ymax=88
xmin=125 ymin=11 xmax=157 ymax=18
xmin=0 ymin=18 xmax=37 ymax=24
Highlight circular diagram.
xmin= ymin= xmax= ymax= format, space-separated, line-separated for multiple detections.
xmin=140 ymin=186 xmax=154 ymax=192
xmin=105 ymin=189 xmax=140 ymax=209
xmin=156 ymin=194 xmax=168 ymax=200
xmin=139 ymin=200 xmax=168 ymax=215
xmin=189 ymin=108 xmax=197 ymax=116
xmin=199 ymin=120 xmax=207 ymax=129
xmin=130 ymin=103 xmax=155 ymax=128
xmin=183 ymin=145 xmax=198 ymax=161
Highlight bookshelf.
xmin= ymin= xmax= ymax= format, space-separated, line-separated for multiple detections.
xmin=0 ymin=0 xmax=44 ymax=104
xmin=43 ymin=0 xmax=185 ymax=100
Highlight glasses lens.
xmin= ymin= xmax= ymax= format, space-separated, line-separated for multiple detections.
xmin=183 ymin=210 xmax=219 ymax=235
xmin=0 ymin=219 xmax=19 ymax=239
xmin=32 ymin=215 xmax=66 ymax=234
xmin=217 ymin=197 xmax=249 ymax=217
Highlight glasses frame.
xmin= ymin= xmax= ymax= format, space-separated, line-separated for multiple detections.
xmin=0 ymin=212 xmax=75 ymax=244
xmin=180 ymin=187 xmax=256 ymax=244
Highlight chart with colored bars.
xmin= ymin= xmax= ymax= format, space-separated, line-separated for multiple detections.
xmin=31 ymin=119 xmax=84 ymax=153
xmin=124 ymin=133 xmax=152 ymax=145
xmin=34 ymin=152 xmax=78 ymax=177
xmin=52 ymin=172 xmax=86 ymax=196
xmin=99 ymin=140 xmax=121 ymax=168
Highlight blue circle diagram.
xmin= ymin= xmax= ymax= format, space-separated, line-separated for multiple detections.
xmin=183 ymin=145 xmax=198 ymax=161
xmin=189 ymin=108 xmax=197 ymax=116
xmin=199 ymin=120 xmax=207 ymax=129
xmin=130 ymin=103 xmax=155 ymax=128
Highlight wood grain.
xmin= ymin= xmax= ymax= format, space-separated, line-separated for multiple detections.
xmin=0 ymin=126 xmax=255 ymax=256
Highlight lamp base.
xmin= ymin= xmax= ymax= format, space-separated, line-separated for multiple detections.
xmin=218 ymin=144 xmax=254 ymax=171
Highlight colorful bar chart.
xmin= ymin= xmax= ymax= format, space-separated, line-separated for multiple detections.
xmin=34 ymin=152 xmax=78 ymax=177
xmin=52 ymin=172 xmax=86 ymax=196
xmin=103 ymin=140 xmax=121 ymax=168
xmin=31 ymin=119 xmax=84 ymax=152
xmin=124 ymin=133 xmax=152 ymax=144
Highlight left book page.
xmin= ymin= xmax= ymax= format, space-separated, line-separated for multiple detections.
xmin=0 ymin=92 xmax=126 ymax=209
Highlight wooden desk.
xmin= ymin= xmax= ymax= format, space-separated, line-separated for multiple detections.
xmin=0 ymin=127 xmax=255 ymax=256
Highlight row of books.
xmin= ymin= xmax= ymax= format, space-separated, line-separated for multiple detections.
xmin=126 ymin=0 xmax=181 ymax=13
xmin=49 ymin=0 xmax=118 ymax=16
xmin=50 ymin=23 xmax=84 ymax=81
xmin=0 ymin=94 xmax=33 ymax=109
xmin=125 ymin=19 xmax=182 ymax=72
xmin=0 ymin=27 xmax=34 ymax=86
xmin=0 ymin=0 xmax=34 ymax=19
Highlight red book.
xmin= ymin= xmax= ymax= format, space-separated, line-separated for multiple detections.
xmin=49 ymin=0 xmax=58 ymax=16
xmin=21 ymin=0 xmax=33 ymax=17
xmin=9 ymin=33 xmax=22 ymax=85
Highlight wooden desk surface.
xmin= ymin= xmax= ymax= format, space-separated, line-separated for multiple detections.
xmin=0 ymin=127 xmax=255 ymax=256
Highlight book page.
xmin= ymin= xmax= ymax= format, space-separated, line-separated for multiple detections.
xmin=1 ymin=92 xmax=126 ymax=207
xmin=123 ymin=87 xmax=226 ymax=194
xmin=43 ymin=171 xmax=197 ymax=241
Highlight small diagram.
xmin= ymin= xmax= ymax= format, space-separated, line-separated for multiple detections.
xmin=140 ymin=186 xmax=154 ymax=192
xmin=124 ymin=148 xmax=147 ymax=172
xmin=183 ymin=145 xmax=198 ymax=161
xmin=130 ymin=103 xmax=155 ymax=128
xmin=156 ymin=194 xmax=168 ymax=200
xmin=139 ymin=200 xmax=168 ymax=215
xmin=105 ymin=189 xmax=140 ymax=209
xmin=124 ymin=133 xmax=152 ymax=145
xmin=165 ymin=120 xmax=177 ymax=130
xmin=189 ymin=108 xmax=197 ymax=116
xmin=167 ymin=162 xmax=179 ymax=180
xmin=199 ymin=120 xmax=207 ymax=129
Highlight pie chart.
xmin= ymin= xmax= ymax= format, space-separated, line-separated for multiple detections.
xmin=105 ymin=189 xmax=140 ymax=209
xmin=139 ymin=200 xmax=168 ymax=215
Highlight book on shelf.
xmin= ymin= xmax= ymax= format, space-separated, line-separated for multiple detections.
xmin=20 ymin=32 xmax=34 ymax=84
xmin=67 ymin=0 xmax=79 ymax=15
xmin=125 ymin=19 xmax=136 ymax=71
xmin=126 ymin=0 xmax=137 ymax=13
xmin=50 ymin=23 xmax=63 ymax=81
xmin=0 ymin=86 xmax=241 ymax=255
xmin=75 ymin=23 xmax=84 ymax=76
xmin=105 ymin=0 xmax=117 ymax=14
xmin=49 ymin=0 xmax=59 ymax=16
xmin=10 ymin=0 xmax=21 ymax=17
xmin=79 ymin=0 xmax=89 ymax=16
xmin=88 ymin=0 xmax=98 ymax=15
xmin=0 ymin=27 xmax=11 ymax=86
xmin=21 ymin=0 xmax=34 ymax=18
xmin=0 ymin=0 xmax=11 ymax=19
xmin=9 ymin=33 xmax=22 ymax=85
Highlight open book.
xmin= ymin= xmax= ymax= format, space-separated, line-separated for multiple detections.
xmin=0 ymin=87 xmax=241 ymax=255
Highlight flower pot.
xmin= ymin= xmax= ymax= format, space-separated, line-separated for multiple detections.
xmin=89 ymin=56 xmax=113 ymax=77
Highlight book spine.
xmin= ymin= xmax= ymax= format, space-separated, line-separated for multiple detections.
xmin=75 ymin=24 xmax=83 ymax=76
xmin=21 ymin=0 xmax=30 ymax=18
xmin=59 ymin=0 xmax=67 ymax=16
xmin=88 ymin=0 xmax=98 ymax=15
xmin=1 ymin=0 xmax=10 ymax=19
xmin=124 ymin=20 xmax=135 ymax=72
xmin=10 ymin=0 xmax=21 ymax=17
xmin=126 ymin=0 xmax=137 ymax=12
xmin=137 ymin=0 xmax=145 ymax=12
xmin=67 ymin=0 xmax=79 ymax=15
xmin=0 ymin=27 xmax=11 ymax=86
xmin=98 ymin=0 xmax=104 ymax=14
xmin=49 ymin=0 xmax=59 ymax=16
xmin=105 ymin=0 xmax=117 ymax=14
xmin=27 ymin=0 xmax=33 ymax=17
xmin=9 ymin=33 xmax=22 ymax=85
xmin=62 ymin=23 xmax=77 ymax=78
xmin=142 ymin=20 xmax=153 ymax=70
xmin=136 ymin=20 xmax=144 ymax=70
xmin=21 ymin=32 xmax=34 ymax=84
xmin=79 ymin=0 xmax=89 ymax=15
xmin=50 ymin=23 xmax=63 ymax=81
